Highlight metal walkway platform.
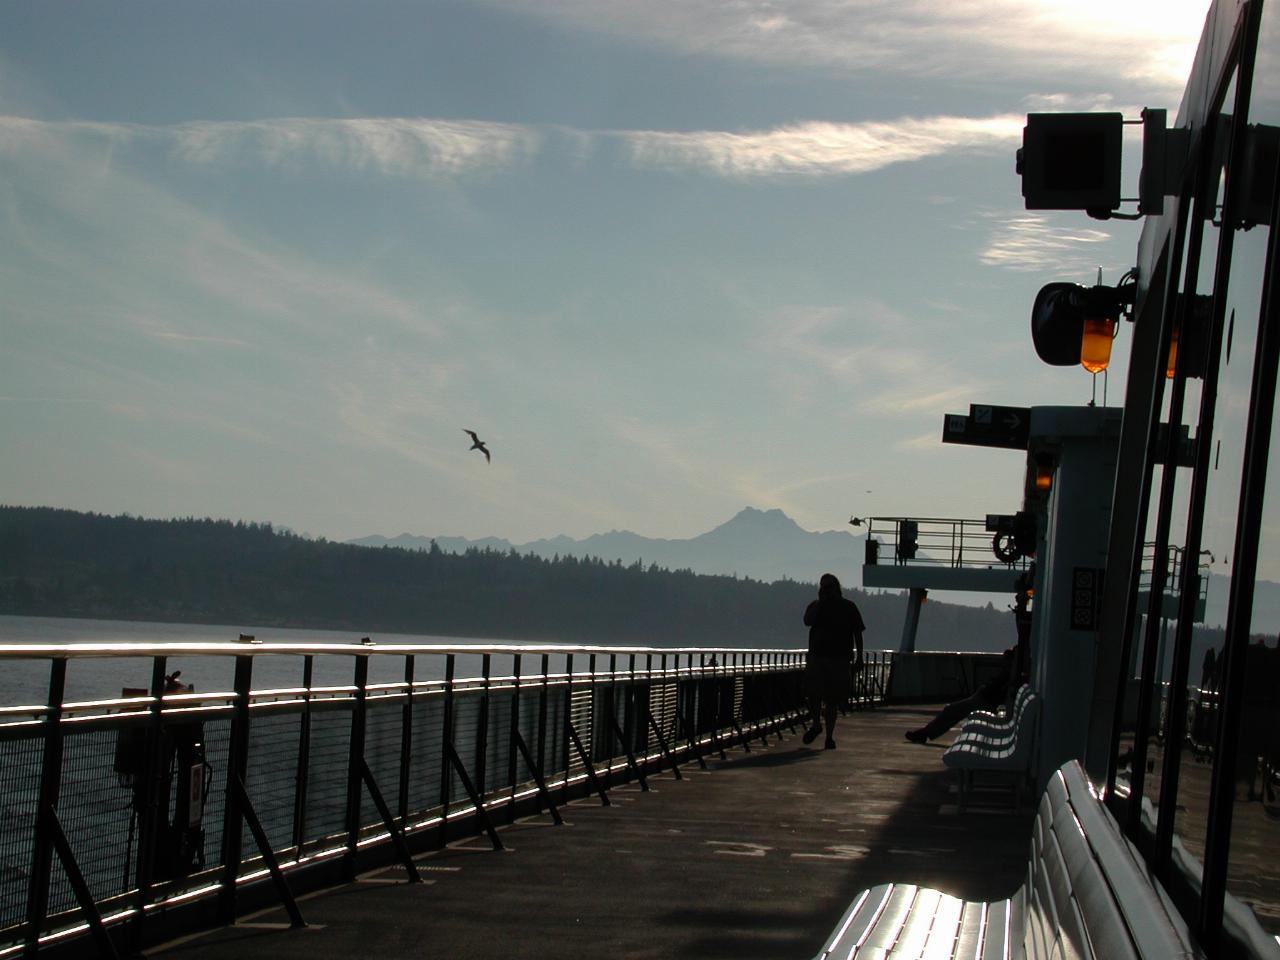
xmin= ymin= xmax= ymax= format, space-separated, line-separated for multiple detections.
xmin=148 ymin=706 xmax=1032 ymax=960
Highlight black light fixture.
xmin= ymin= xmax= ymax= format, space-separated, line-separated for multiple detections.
xmin=1031 ymin=277 xmax=1136 ymax=373
xmin=1017 ymin=113 xmax=1123 ymax=217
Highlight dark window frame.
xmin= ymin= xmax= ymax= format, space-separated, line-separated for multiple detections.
xmin=1103 ymin=0 xmax=1280 ymax=950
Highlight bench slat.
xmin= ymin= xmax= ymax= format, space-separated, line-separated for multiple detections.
xmin=811 ymin=761 xmax=1204 ymax=960
xmin=859 ymin=885 xmax=931 ymax=953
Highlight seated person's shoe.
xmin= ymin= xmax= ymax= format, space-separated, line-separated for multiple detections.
xmin=802 ymin=724 xmax=822 ymax=744
xmin=905 ymin=729 xmax=928 ymax=744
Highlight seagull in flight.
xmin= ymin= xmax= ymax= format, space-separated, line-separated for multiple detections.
xmin=462 ymin=429 xmax=491 ymax=463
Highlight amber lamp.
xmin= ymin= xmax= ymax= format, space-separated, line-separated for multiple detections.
xmin=1080 ymin=316 xmax=1116 ymax=373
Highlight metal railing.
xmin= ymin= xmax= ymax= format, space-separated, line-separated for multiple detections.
xmin=1137 ymin=543 xmax=1212 ymax=611
xmin=0 ymin=641 xmax=835 ymax=959
xmin=857 ymin=516 xmax=1033 ymax=572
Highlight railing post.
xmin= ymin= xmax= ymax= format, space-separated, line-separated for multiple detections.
xmin=217 ymin=654 xmax=253 ymax=922
xmin=644 ymin=653 xmax=682 ymax=781
xmin=564 ymin=654 xmax=610 ymax=806
xmin=343 ymin=653 xmax=369 ymax=881
xmin=23 ymin=658 xmax=67 ymax=958
xmin=507 ymin=654 xmax=522 ymax=822
xmin=591 ymin=653 xmax=603 ymax=785
xmin=561 ymin=653 xmax=573 ymax=805
xmin=475 ymin=654 xmax=491 ymax=797
xmin=439 ymin=654 xmax=455 ymax=844
xmin=627 ymin=653 xmax=637 ymax=759
xmin=536 ymin=653 xmax=550 ymax=812
xmin=605 ymin=653 xmax=616 ymax=787
xmin=131 ymin=653 xmax=171 ymax=947
xmin=291 ymin=655 xmax=314 ymax=852
xmin=399 ymin=654 xmax=415 ymax=823
xmin=647 ymin=652 xmax=657 ymax=746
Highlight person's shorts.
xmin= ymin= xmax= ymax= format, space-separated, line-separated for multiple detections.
xmin=805 ymin=654 xmax=851 ymax=705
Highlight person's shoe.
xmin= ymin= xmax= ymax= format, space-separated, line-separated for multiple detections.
xmin=905 ymin=729 xmax=928 ymax=744
xmin=824 ymin=738 xmax=836 ymax=750
xmin=802 ymin=724 xmax=822 ymax=744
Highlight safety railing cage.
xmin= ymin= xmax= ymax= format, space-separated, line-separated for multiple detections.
xmin=0 ymin=641 xmax=857 ymax=959
xmin=1136 ymin=542 xmax=1212 ymax=611
xmin=858 ymin=516 xmax=1035 ymax=572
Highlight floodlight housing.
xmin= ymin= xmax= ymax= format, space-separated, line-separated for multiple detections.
xmin=1017 ymin=113 xmax=1123 ymax=215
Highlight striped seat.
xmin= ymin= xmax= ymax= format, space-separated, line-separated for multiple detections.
xmin=942 ymin=693 xmax=1040 ymax=810
xmin=811 ymin=761 xmax=1203 ymax=960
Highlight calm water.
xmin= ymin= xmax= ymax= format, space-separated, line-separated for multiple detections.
xmin=0 ymin=615 xmax=525 ymax=707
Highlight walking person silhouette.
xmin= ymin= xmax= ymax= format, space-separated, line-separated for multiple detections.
xmin=802 ymin=573 xmax=865 ymax=749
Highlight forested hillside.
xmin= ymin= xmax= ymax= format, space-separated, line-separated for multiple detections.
xmin=0 ymin=506 xmax=1017 ymax=650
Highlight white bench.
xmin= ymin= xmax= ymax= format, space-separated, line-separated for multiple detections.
xmin=812 ymin=760 xmax=1203 ymax=960
xmin=956 ymin=683 xmax=1032 ymax=739
xmin=942 ymin=691 xmax=1040 ymax=810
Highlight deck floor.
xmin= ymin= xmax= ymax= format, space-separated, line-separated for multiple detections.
xmin=148 ymin=705 xmax=1034 ymax=960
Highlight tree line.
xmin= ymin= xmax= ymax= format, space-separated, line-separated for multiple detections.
xmin=0 ymin=506 xmax=1017 ymax=650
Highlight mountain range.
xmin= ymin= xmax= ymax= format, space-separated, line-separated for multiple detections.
xmin=349 ymin=507 xmax=1280 ymax=633
xmin=349 ymin=507 xmax=865 ymax=588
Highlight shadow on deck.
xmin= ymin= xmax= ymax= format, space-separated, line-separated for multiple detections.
xmin=150 ymin=705 xmax=1032 ymax=960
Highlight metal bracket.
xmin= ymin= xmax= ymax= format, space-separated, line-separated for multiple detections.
xmin=675 ymin=705 xmax=709 ymax=771
xmin=358 ymin=760 xmax=422 ymax=882
xmin=565 ymin=721 xmax=611 ymax=806
xmin=607 ymin=715 xmax=649 ymax=791
xmin=643 ymin=708 xmax=683 ymax=780
xmin=444 ymin=744 xmax=504 ymax=850
xmin=231 ymin=776 xmax=306 ymax=928
xmin=37 ymin=806 xmax=121 ymax=960
xmin=511 ymin=731 xmax=565 ymax=825
xmin=1140 ymin=108 xmax=1191 ymax=217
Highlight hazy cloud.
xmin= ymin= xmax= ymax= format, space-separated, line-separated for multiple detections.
xmin=619 ymin=115 xmax=1023 ymax=178
xmin=171 ymin=117 xmax=541 ymax=178
xmin=4 ymin=112 xmax=1034 ymax=182
xmin=761 ymin=303 xmax=942 ymax=384
xmin=978 ymin=214 xmax=1114 ymax=273
xmin=0 ymin=116 xmax=541 ymax=180
xmin=481 ymin=0 xmax=1205 ymax=94
xmin=862 ymin=383 xmax=979 ymax=417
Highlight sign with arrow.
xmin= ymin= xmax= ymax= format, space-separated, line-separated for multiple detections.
xmin=941 ymin=404 xmax=1031 ymax=450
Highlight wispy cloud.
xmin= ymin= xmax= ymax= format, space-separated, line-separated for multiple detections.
xmin=862 ymin=384 xmax=979 ymax=417
xmin=618 ymin=115 xmax=1023 ymax=179
xmin=0 ymin=115 xmax=541 ymax=180
xmin=895 ymin=431 xmax=949 ymax=452
xmin=481 ymin=0 xmax=1205 ymax=95
xmin=978 ymin=214 xmax=1114 ymax=273
xmin=171 ymin=117 xmax=542 ymax=178
xmin=758 ymin=303 xmax=941 ymax=384
xmin=3 ymin=112 xmax=1031 ymax=182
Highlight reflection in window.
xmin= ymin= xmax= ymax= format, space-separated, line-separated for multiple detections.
xmin=1131 ymin=77 xmax=1237 ymax=850
xmin=1222 ymin=200 xmax=1280 ymax=944
xmin=1217 ymin=3 xmax=1280 ymax=934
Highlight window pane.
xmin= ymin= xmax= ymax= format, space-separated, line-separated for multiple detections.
xmin=1223 ymin=5 xmax=1280 ymax=937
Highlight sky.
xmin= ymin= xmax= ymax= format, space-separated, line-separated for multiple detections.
xmin=0 ymin=0 xmax=1211 ymax=544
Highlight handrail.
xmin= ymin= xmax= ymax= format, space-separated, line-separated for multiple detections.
xmin=858 ymin=516 xmax=1033 ymax=571
xmin=0 ymin=641 xmax=834 ymax=959
xmin=0 ymin=641 xmax=803 ymax=659
xmin=1136 ymin=542 xmax=1212 ymax=606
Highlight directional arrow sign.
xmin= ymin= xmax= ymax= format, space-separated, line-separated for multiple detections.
xmin=968 ymin=404 xmax=1030 ymax=448
xmin=940 ymin=404 xmax=1030 ymax=450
